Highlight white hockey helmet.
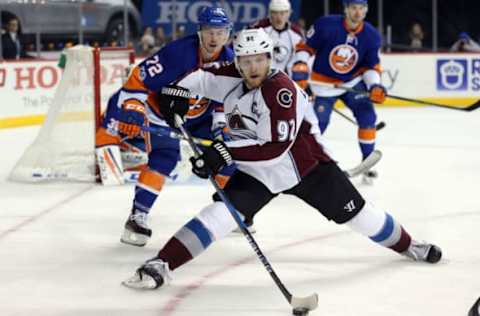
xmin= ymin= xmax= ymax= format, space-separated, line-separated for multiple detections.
xmin=232 ymin=28 xmax=274 ymax=57
xmin=269 ymin=0 xmax=291 ymax=12
xmin=233 ymin=29 xmax=274 ymax=75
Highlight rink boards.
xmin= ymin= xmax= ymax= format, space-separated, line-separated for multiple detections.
xmin=0 ymin=53 xmax=478 ymax=129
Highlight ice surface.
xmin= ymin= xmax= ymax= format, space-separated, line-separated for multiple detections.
xmin=0 ymin=107 xmax=479 ymax=316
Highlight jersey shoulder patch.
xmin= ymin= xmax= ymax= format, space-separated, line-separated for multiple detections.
xmin=261 ymin=72 xmax=297 ymax=110
xmin=290 ymin=23 xmax=305 ymax=39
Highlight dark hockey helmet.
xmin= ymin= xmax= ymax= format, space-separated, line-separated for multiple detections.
xmin=343 ymin=0 xmax=368 ymax=6
xmin=197 ymin=6 xmax=232 ymax=30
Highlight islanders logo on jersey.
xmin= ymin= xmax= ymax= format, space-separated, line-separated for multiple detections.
xmin=329 ymin=44 xmax=359 ymax=74
xmin=186 ymin=97 xmax=210 ymax=119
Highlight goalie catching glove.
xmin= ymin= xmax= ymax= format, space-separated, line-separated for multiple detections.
xmin=157 ymin=85 xmax=191 ymax=128
xmin=190 ymin=140 xmax=233 ymax=179
xmin=118 ymin=100 xmax=146 ymax=138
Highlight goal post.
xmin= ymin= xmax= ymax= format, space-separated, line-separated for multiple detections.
xmin=9 ymin=45 xmax=135 ymax=182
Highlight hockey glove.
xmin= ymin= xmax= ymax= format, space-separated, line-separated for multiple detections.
xmin=157 ymin=85 xmax=191 ymax=128
xmin=190 ymin=140 xmax=233 ymax=179
xmin=118 ymin=101 xmax=146 ymax=138
xmin=369 ymin=84 xmax=387 ymax=104
xmin=291 ymin=61 xmax=309 ymax=90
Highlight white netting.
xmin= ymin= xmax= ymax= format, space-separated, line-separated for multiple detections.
xmin=9 ymin=45 xmax=132 ymax=182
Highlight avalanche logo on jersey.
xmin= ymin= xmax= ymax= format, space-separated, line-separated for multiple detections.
xmin=277 ymin=88 xmax=293 ymax=108
xmin=329 ymin=44 xmax=359 ymax=74
xmin=186 ymin=96 xmax=210 ymax=119
xmin=273 ymin=43 xmax=289 ymax=63
xmin=226 ymin=106 xmax=256 ymax=139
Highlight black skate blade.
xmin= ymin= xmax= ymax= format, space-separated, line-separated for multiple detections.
xmin=293 ymin=307 xmax=309 ymax=315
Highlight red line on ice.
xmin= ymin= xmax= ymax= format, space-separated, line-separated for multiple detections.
xmin=161 ymin=231 xmax=348 ymax=315
xmin=0 ymin=186 xmax=93 ymax=241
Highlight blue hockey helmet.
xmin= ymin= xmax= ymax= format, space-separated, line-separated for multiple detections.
xmin=198 ymin=6 xmax=232 ymax=29
xmin=343 ymin=0 xmax=368 ymax=6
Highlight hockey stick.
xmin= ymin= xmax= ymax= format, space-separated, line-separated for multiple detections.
xmin=315 ymin=81 xmax=480 ymax=112
xmin=173 ymin=114 xmax=319 ymax=315
xmin=469 ymin=296 xmax=480 ymax=316
xmin=141 ymin=125 xmax=213 ymax=146
xmin=143 ymin=125 xmax=380 ymax=179
xmin=385 ymin=93 xmax=480 ymax=112
xmin=332 ymin=107 xmax=386 ymax=131
xmin=344 ymin=149 xmax=382 ymax=178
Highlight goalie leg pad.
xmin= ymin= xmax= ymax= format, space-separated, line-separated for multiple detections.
xmin=96 ymin=145 xmax=124 ymax=185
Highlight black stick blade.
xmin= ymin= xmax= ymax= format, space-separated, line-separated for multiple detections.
xmin=375 ymin=121 xmax=386 ymax=130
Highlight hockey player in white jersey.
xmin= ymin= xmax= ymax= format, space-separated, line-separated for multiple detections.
xmin=122 ymin=29 xmax=442 ymax=291
xmin=249 ymin=0 xmax=304 ymax=73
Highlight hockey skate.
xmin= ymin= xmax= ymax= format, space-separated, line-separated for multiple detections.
xmin=362 ymin=169 xmax=378 ymax=185
xmin=402 ymin=240 xmax=442 ymax=263
xmin=120 ymin=209 xmax=152 ymax=247
xmin=122 ymin=258 xmax=171 ymax=290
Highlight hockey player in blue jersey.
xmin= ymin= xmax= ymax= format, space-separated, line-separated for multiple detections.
xmin=292 ymin=0 xmax=386 ymax=184
xmin=95 ymin=6 xmax=235 ymax=246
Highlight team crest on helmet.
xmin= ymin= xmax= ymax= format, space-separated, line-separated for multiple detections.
xmin=329 ymin=44 xmax=358 ymax=74
xmin=276 ymin=88 xmax=293 ymax=108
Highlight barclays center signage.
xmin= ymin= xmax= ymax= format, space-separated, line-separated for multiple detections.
xmin=141 ymin=0 xmax=301 ymax=34
xmin=436 ymin=58 xmax=480 ymax=91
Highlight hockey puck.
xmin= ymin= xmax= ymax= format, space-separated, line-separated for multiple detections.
xmin=292 ymin=307 xmax=309 ymax=316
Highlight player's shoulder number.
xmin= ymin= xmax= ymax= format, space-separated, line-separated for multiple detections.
xmin=142 ymin=55 xmax=164 ymax=79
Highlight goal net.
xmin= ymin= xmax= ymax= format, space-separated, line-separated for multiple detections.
xmin=9 ymin=45 xmax=135 ymax=182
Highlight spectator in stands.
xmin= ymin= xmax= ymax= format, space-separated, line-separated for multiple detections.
xmin=1 ymin=17 xmax=28 ymax=60
xmin=154 ymin=26 xmax=168 ymax=50
xmin=140 ymin=26 xmax=155 ymax=55
xmin=450 ymin=32 xmax=480 ymax=52
xmin=409 ymin=22 xmax=424 ymax=51
xmin=174 ymin=25 xmax=186 ymax=39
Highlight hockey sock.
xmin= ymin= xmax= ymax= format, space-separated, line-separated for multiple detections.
xmin=358 ymin=127 xmax=376 ymax=160
xmin=158 ymin=202 xmax=237 ymax=270
xmin=132 ymin=168 xmax=165 ymax=213
xmin=318 ymin=120 xmax=329 ymax=134
xmin=158 ymin=217 xmax=212 ymax=270
xmin=346 ymin=202 xmax=411 ymax=253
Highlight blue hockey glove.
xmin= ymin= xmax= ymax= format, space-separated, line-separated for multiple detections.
xmin=118 ymin=101 xmax=146 ymax=138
